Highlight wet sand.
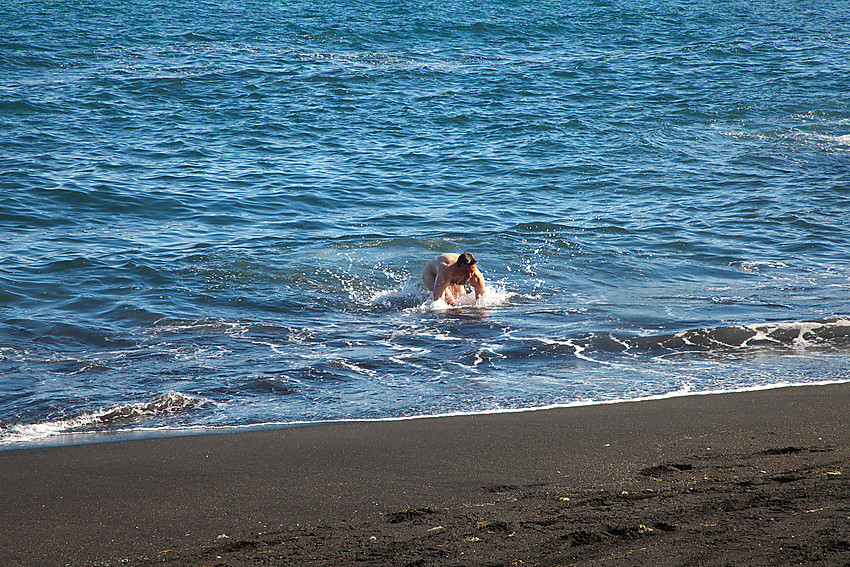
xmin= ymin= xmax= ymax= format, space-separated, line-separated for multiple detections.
xmin=1 ymin=383 xmax=849 ymax=566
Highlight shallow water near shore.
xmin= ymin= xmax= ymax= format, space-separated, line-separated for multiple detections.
xmin=2 ymin=0 xmax=850 ymax=447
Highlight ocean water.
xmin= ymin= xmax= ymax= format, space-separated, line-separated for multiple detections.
xmin=2 ymin=0 xmax=850 ymax=448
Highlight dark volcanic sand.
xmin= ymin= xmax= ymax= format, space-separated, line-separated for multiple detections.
xmin=123 ymin=439 xmax=850 ymax=566
xmin=1 ymin=383 xmax=849 ymax=567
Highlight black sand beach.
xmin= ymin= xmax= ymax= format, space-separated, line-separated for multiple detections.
xmin=1 ymin=383 xmax=849 ymax=566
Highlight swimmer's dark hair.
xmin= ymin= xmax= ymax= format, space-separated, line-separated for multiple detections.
xmin=458 ymin=252 xmax=477 ymax=266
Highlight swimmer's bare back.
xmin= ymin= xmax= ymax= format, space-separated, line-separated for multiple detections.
xmin=422 ymin=253 xmax=457 ymax=291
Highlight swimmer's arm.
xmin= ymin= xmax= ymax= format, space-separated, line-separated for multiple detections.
xmin=470 ymin=268 xmax=486 ymax=298
xmin=432 ymin=272 xmax=454 ymax=304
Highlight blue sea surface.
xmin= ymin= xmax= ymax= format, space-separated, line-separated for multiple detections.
xmin=2 ymin=0 xmax=850 ymax=447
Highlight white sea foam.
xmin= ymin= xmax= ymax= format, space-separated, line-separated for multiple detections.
xmin=152 ymin=318 xmax=250 ymax=335
xmin=369 ymin=279 xmax=427 ymax=307
xmin=367 ymin=279 xmax=519 ymax=312
xmin=809 ymin=132 xmax=850 ymax=147
xmin=737 ymin=260 xmax=789 ymax=272
xmin=420 ymin=285 xmax=518 ymax=311
xmin=742 ymin=318 xmax=850 ymax=348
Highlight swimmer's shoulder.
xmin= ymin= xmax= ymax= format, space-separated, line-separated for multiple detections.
xmin=435 ymin=252 xmax=459 ymax=264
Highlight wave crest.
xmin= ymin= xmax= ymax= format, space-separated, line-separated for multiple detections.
xmin=0 ymin=391 xmax=203 ymax=446
xmin=535 ymin=318 xmax=850 ymax=360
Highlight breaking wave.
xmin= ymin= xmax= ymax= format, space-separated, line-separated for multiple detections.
xmin=535 ymin=318 xmax=850 ymax=360
xmin=0 ymin=392 xmax=203 ymax=446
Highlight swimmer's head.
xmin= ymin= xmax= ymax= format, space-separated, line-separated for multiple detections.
xmin=457 ymin=252 xmax=477 ymax=284
xmin=457 ymin=252 xmax=477 ymax=267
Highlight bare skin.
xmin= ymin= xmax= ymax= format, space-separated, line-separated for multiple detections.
xmin=422 ymin=253 xmax=486 ymax=305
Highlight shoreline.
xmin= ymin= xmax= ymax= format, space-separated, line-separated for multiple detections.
xmin=4 ymin=379 xmax=848 ymax=453
xmin=1 ymin=382 xmax=848 ymax=566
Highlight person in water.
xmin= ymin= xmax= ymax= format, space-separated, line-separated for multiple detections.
xmin=423 ymin=252 xmax=486 ymax=305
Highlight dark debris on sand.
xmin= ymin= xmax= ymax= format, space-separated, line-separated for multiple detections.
xmin=97 ymin=445 xmax=849 ymax=567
